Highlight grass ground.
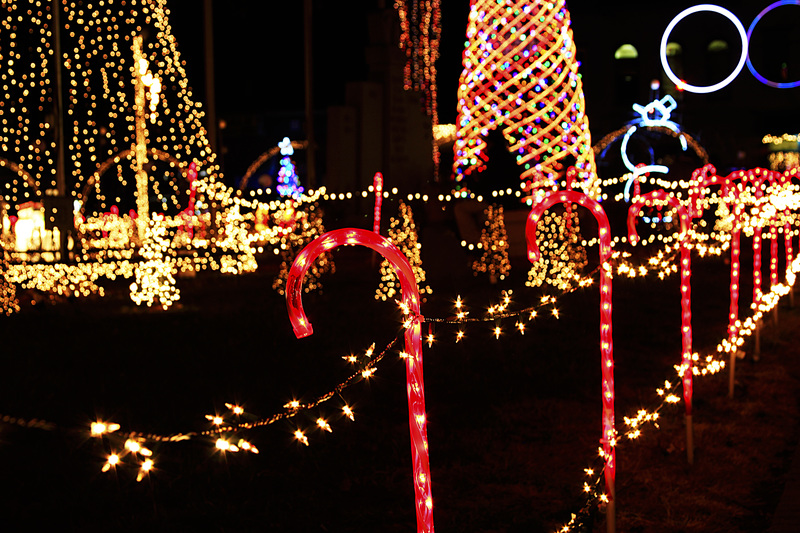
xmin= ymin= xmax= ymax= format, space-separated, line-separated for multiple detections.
xmin=0 ymin=220 xmax=798 ymax=532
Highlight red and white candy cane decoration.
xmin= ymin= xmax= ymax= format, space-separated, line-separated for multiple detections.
xmin=373 ymin=172 xmax=384 ymax=235
xmin=526 ymin=191 xmax=616 ymax=530
xmin=628 ymin=190 xmax=694 ymax=464
xmin=734 ymin=168 xmax=776 ymax=310
xmin=285 ymin=228 xmax=434 ymax=533
xmin=690 ymin=166 xmax=740 ymax=343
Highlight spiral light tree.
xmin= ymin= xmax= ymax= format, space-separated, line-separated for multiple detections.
xmin=286 ymin=228 xmax=434 ymax=533
xmin=628 ymin=190 xmax=694 ymax=464
xmin=453 ymin=0 xmax=598 ymax=195
xmin=526 ymin=191 xmax=615 ymax=533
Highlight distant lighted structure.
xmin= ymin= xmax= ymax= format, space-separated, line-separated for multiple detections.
xmin=453 ymin=0 xmax=598 ymax=195
xmin=276 ymin=138 xmax=304 ymax=199
xmin=763 ymin=133 xmax=800 ymax=171
xmin=593 ymin=95 xmax=708 ymax=200
xmin=395 ymin=0 xmax=442 ymax=171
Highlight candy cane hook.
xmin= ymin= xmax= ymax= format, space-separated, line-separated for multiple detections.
xmin=286 ymin=228 xmax=434 ymax=533
xmin=527 ymin=191 xmax=616 ymax=533
xmin=628 ymin=190 xmax=694 ymax=464
xmin=690 ymin=168 xmax=741 ymax=398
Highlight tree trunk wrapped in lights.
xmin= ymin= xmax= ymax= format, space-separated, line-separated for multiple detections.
xmin=453 ymin=0 xmax=598 ymax=195
xmin=273 ymin=203 xmax=334 ymax=295
xmin=376 ymin=200 xmax=432 ymax=301
xmin=129 ymin=215 xmax=180 ymax=310
xmin=473 ymin=204 xmax=510 ymax=283
xmin=0 ymin=241 xmax=19 ymax=315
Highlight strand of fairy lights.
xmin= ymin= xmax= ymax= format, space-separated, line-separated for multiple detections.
xmin=3 ymin=234 xmax=799 ymax=531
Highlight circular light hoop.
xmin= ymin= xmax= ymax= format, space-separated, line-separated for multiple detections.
xmin=660 ymin=4 xmax=749 ymax=93
xmin=746 ymin=1 xmax=800 ymax=88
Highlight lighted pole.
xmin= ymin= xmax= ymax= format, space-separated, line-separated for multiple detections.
xmin=51 ymin=0 xmax=66 ymax=197
xmin=132 ymin=35 xmax=161 ymax=240
xmin=203 ymin=0 xmax=217 ymax=153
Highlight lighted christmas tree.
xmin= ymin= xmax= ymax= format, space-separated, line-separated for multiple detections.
xmin=0 ymin=241 xmax=19 ymax=316
xmin=130 ymin=215 xmax=180 ymax=310
xmin=453 ymin=0 xmax=598 ymax=194
xmin=276 ymin=137 xmax=304 ymax=199
xmin=526 ymin=209 xmax=587 ymax=291
xmin=273 ymin=203 xmax=334 ymax=295
xmin=375 ymin=200 xmax=432 ymax=301
xmin=473 ymin=204 xmax=510 ymax=283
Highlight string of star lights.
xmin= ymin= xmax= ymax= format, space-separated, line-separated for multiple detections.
xmin=453 ymin=0 xmax=598 ymax=195
xmin=3 ymin=186 xmax=800 ymax=533
xmin=628 ymin=190 xmax=695 ymax=464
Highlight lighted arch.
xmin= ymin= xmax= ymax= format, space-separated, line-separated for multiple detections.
xmin=238 ymin=140 xmax=309 ymax=192
xmin=80 ymin=148 xmax=189 ymax=209
xmin=0 ymin=158 xmax=40 ymax=198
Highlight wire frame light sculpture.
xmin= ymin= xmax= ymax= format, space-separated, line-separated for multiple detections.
xmin=453 ymin=0 xmax=598 ymax=195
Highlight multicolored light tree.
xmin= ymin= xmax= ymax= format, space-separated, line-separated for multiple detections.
xmin=453 ymin=0 xmax=597 ymax=194
xmin=276 ymin=137 xmax=304 ymax=199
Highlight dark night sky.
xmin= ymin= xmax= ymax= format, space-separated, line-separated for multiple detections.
xmin=162 ymin=1 xmax=800 ymax=175
xmin=166 ymin=0 xmax=470 ymax=122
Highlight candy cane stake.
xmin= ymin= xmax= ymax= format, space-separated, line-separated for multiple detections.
xmin=689 ymin=166 xmax=744 ymax=399
xmin=286 ymin=228 xmax=434 ymax=533
xmin=733 ymin=168 xmax=775 ymax=361
xmin=527 ymin=191 xmax=616 ymax=533
xmin=373 ymin=172 xmax=384 ymax=235
xmin=628 ymin=190 xmax=694 ymax=465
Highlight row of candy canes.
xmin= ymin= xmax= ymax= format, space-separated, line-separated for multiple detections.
xmin=284 ymin=164 xmax=800 ymax=533
xmin=689 ymin=165 xmax=800 ymax=394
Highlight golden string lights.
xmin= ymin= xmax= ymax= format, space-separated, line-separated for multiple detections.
xmin=376 ymin=200 xmax=431 ymax=301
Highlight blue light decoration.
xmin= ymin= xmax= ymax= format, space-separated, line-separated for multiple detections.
xmin=276 ymin=137 xmax=304 ymax=199
xmin=614 ymin=95 xmax=701 ymax=202
xmin=746 ymin=1 xmax=800 ymax=89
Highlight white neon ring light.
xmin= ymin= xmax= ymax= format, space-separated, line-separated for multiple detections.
xmin=660 ymin=4 xmax=749 ymax=94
